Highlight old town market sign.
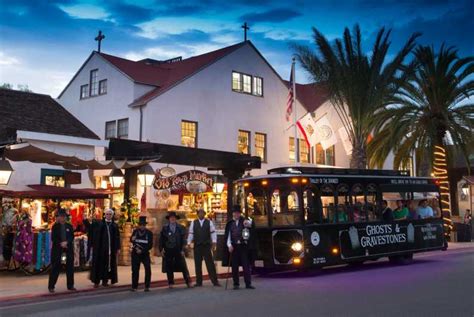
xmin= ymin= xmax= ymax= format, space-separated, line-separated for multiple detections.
xmin=153 ymin=170 xmax=214 ymax=193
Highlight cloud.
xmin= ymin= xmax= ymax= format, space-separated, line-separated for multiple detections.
xmin=58 ymin=4 xmax=111 ymax=21
xmin=239 ymin=8 xmax=301 ymax=23
xmin=0 ymin=52 xmax=20 ymax=65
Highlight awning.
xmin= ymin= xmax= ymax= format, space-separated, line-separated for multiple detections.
xmin=5 ymin=142 xmax=157 ymax=170
xmin=0 ymin=184 xmax=111 ymax=199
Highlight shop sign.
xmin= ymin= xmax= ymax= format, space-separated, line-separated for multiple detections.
xmin=153 ymin=170 xmax=213 ymax=193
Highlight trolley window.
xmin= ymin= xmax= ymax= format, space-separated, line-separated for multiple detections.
xmin=320 ymin=184 xmax=335 ymax=223
xmin=304 ymin=187 xmax=323 ymax=224
xmin=271 ymin=187 xmax=303 ymax=226
xmin=246 ymin=187 xmax=268 ymax=227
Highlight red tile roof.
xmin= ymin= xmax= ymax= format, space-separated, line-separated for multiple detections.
xmin=99 ymin=42 xmax=247 ymax=106
xmin=284 ymin=81 xmax=330 ymax=113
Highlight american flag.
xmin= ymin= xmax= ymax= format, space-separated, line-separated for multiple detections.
xmin=285 ymin=62 xmax=295 ymax=122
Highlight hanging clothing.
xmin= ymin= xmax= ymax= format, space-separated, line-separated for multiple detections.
xmin=14 ymin=215 xmax=33 ymax=264
xmin=89 ymin=220 xmax=120 ymax=285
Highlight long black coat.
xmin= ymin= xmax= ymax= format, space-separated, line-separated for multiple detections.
xmin=159 ymin=223 xmax=187 ymax=273
xmin=50 ymin=222 xmax=74 ymax=261
xmin=222 ymin=216 xmax=256 ymax=266
xmin=89 ymin=220 xmax=121 ymax=284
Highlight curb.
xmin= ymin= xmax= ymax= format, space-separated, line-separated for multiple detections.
xmin=0 ymin=271 xmax=233 ymax=307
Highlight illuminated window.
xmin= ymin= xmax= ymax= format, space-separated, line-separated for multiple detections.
xmin=289 ymin=137 xmax=295 ymax=162
xmin=105 ymin=121 xmax=116 ymax=139
xmin=238 ymin=130 xmax=250 ymax=154
xmin=80 ymin=84 xmax=88 ymax=99
xmin=99 ymin=79 xmax=107 ymax=95
xmin=399 ymin=157 xmax=414 ymax=176
xmin=253 ymin=77 xmax=263 ymax=96
xmin=242 ymin=74 xmax=252 ymax=93
xmin=89 ymin=69 xmax=98 ymax=96
xmin=181 ymin=120 xmax=197 ymax=148
xmin=232 ymin=72 xmax=241 ymax=91
xmin=289 ymin=137 xmax=309 ymax=163
xmin=117 ymin=119 xmax=129 ymax=139
xmin=255 ymin=132 xmax=266 ymax=162
xmin=316 ymin=143 xmax=335 ymax=166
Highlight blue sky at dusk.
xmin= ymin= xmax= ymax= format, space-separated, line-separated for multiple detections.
xmin=0 ymin=0 xmax=472 ymax=96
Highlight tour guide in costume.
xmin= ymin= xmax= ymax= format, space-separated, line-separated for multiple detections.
xmin=223 ymin=205 xmax=256 ymax=290
xmin=48 ymin=209 xmax=75 ymax=293
xmin=130 ymin=216 xmax=153 ymax=292
xmin=159 ymin=211 xmax=192 ymax=288
xmin=90 ymin=208 xmax=121 ymax=288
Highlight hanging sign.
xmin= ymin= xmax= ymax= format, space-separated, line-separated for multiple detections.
xmin=153 ymin=170 xmax=213 ymax=193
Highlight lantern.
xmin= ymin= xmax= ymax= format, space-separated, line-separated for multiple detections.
xmin=137 ymin=164 xmax=155 ymax=187
xmin=109 ymin=169 xmax=124 ymax=188
xmin=0 ymin=158 xmax=13 ymax=186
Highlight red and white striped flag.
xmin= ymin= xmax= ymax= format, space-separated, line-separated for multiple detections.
xmin=285 ymin=62 xmax=295 ymax=122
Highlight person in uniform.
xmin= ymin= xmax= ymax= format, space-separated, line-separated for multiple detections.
xmin=90 ymin=208 xmax=121 ymax=288
xmin=130 ymin=216 xmax=153 ymax=292
xmin=187 ymin=209 xmax=220 ymax=287
xmin=48 ymin=209 xmax=75 ymax=293
xmin=223 ymin=205 xmax=255 ymax=290
xmin=159 ymin=212 xmax=191 ymax=288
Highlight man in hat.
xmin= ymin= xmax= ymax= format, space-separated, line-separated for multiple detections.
xmin=130 ymin=216 xmax=153 ymax=292
xmin=159 ymin=212 xmax=191 ymax=288
xmin=223 ymin=205 xmax=255 ymax=290
xmin=48 ymin=209 xmax=75 ymax=293
xmin=90 ymin=208 xmax=121 ymax=288
xmin=187 ymin=209 xmax=220 ymax=287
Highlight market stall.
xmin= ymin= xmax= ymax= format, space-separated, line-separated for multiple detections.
xmin=0 ymin=185 xmax=110 ymax=274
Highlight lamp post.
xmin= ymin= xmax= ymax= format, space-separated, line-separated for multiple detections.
xmin=0 ymin=158 xmax=14 ymax=186
xmin=137 ymin=164 xmax=155 ymax=187
xmin=109 ymin=168 xmax=124 ymax=188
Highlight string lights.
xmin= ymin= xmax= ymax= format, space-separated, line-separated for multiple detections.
xmin=433 ymin=145 xmax=453 ymax=234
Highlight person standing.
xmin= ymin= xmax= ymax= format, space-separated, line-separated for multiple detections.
xmin=223 ymin=205 xmax=255 ymax=290
xmin=187 ymin=209 xmax=220 ymax=287
xmin=381 ymin=200 xmax=394 ymax=222
xmin=130 ymin=216 xmax=153 ymax=292
xmin=48 ymin=209 xmax=75 ymax=293
xmin=90 ymin=208 xmax=120 ymax=288
xmin=159 ymin=212 xmax=191 ymax=288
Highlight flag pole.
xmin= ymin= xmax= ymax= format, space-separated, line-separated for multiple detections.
xmin=292 ymin=57 xmax=299 ymax=163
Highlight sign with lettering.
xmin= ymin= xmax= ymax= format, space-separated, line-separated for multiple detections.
xmin=339 ymin=222 xmax=443 ymax=259
xmin=153 ymin=170 xmax=214 ymax=193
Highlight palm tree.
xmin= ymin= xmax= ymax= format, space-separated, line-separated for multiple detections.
xmin=368 ymin=45 xmax=474 ymax=171
xmin=294 ymin=25 xmax=419 ymax=168
xmin=368 ymin=45 xmax=474 ymax=214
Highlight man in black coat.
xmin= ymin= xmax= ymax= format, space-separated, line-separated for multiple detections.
xmin=187 ymin=209 xmax=220 ymax=287
xmin=223 ymin=205 xmax=256 ymax=290
xmin=90 ymin=208 xmax=121 ymax=288
xmin=48 ymin=209 xmax=75 ymax=293
xmin=130 ymin=216 xmax=153 ymax=292
xmin=159 ymin=212 xmax=191 ymax=288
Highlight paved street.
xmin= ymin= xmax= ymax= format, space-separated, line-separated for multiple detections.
xmin=1 ymin=247 xmax=473 ymax=317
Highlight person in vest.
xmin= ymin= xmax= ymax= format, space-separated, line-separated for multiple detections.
xmin=159 ymin=212 xmax=191 ymax=288
xmin=223 ymin=205 xmax=255 ymax=290
xmin=48 ymin=209 xmax=75 ymax=293
xmin=130 ymin=216 xmax=153 ymax=292
xmin=187 ymin=209 xmax=220 ymax=287
xmin=89 ymin=208 xmax=121 ymax=288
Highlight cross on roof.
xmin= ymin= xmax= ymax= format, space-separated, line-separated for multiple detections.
xmin=241 ymin=22 xmax=250 ymax=41
xmin=95 ymin=30 xmax=105 ymax=53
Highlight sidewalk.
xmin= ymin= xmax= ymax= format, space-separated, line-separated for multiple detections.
xmin=0 ymin=257 xmax=231 ymax=303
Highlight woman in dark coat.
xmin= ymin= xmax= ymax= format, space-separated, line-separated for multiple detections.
xmin=90 ymin=209 xmax=121 ymax=287
xmin=159 ymin=212 xmax=191 ymax=288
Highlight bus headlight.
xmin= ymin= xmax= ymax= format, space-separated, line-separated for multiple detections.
xmin=291 ymin=242 xmax=303 ymax=252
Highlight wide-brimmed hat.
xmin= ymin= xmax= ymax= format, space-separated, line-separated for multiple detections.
xmin=56 ymin=208 xmax=67 ymax=217
xmin=231 ymin=205 xmax=242 ymax=213
xmin=138 ymin=216 xmax=148 ymax=225
xmin=166 ymin=211 xmax=180 ymax=220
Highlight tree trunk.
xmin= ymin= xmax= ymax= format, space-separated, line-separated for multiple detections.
xmin=350 ymin=141 xmax=367 ymax=169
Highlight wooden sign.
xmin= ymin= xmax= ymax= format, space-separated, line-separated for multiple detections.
xmin=153 ymin=170 xmax=213 ymax=193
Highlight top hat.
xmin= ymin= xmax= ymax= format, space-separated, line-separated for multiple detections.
xmin=231 ymin=205 xmax=242 ymax=213
xmin=56 ymin=208 xmax=67 ymax=217
xmin=165 ymin=211 xmax=180 ymax=220
xmin=138 ymin=216 xmax=148 ymax=225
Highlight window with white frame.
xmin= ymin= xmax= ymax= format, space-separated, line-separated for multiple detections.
xmin=242 ymin=74 xmax=252 ymax=93
xmin=232 ymin=72 xmax=242 ymax=91
xmin=232 ymin=71 xmax=263 ymax=97
xmin=238 ymin=130 xmax=251 ymax=154
xmin=253 ymin=76 xmax=263 ymax=96
xmin=255 ymin=132 xmax=267 ymax=162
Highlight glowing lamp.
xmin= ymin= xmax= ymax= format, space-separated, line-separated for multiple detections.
xmin=331 ymin=247 xmax=339 ymax=255
xmin=0 ymin=158 xmax=13 ymax=186
xmin=291 ymin=242 xmax=303 ymax=252
xmin=212 ymin=174 xmax=225 ymax=194
xmin=137 ymin=164 xmax=155 ymax=187
xmin=109 ymin=168 xmax=124 ymax=188
xmin=293 ymin=258 xmax=301 ymax=265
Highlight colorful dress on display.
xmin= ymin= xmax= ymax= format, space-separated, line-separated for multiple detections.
xmin=14 ymin=214 xmax=34 ymax=264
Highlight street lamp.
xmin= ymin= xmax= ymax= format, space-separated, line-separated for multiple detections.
xmin=0 ymin=158 xmax=14 ymax=186
xmin=109 ymin=169 xmax=124 ymax=188
xmin=213 ymin=174 xmax=225 ymax=194
xmin=137 ymin=164 xmax=155 ymax=187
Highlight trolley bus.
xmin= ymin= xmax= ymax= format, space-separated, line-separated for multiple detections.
xmin=234 ymin=166 xmax=445 ymax=270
